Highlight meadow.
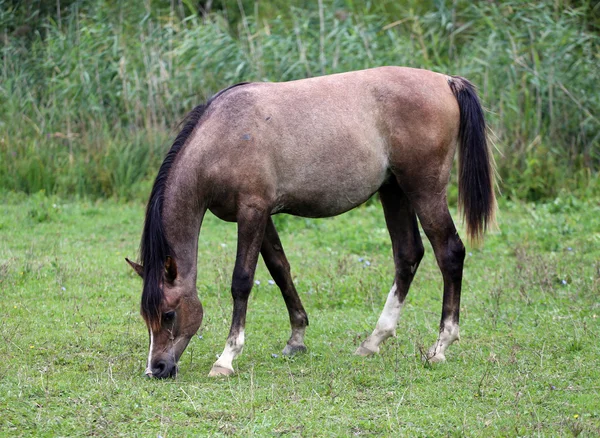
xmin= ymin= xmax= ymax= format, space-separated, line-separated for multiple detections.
xmin=1 ymin=193 xmax=599 ymax=436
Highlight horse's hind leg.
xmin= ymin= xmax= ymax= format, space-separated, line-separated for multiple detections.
xmin=411 ymin=195 xmax=465 ymax=363
xmin=209 ymin=202 xmax=269 ymax=377
xmin=261 ymin=217 xmax=309 ymax=356
xmin=355 ymin=179 xmax=424 ymax=356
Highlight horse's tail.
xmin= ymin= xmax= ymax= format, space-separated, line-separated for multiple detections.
xmin=448 ymin=76 xmax=497 ymax=246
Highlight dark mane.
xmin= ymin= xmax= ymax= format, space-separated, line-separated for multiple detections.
xmin=140 ymin=82 xmax=249 ymax=329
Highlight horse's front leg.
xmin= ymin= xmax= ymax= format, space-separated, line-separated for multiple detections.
xmin=261 ymin=217 xmax=309 ymax=356
xmin=209 ymin=202 xmax=268 ymax=377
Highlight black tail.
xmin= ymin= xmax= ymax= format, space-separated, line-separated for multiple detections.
xmin=449 ymin=76 xmax=497 ymax=245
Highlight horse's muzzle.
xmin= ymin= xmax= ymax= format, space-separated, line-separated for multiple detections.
xmin=146 ymin=360 xmax=177 ymax=379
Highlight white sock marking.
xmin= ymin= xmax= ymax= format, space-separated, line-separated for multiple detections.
xmin=359 ymin=284 xmax=403 ymax=353
xmin=289 ymin=326 xmax=306 ymax=346
xmin=213 ymin=330 xmax=245 ymax=371
xmin=428 ymin=318 xmax=460 ymax=362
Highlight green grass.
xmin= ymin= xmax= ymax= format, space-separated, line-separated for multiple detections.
xmin=1 ymin=193 xmax=599 ymax=436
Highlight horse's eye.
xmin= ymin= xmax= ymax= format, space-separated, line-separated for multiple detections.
xmin=163 ymin=311 xmax=176 ymax=323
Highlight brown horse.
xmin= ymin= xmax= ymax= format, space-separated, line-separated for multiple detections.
xmin=126 ymin=67 xmax=496 ymax=378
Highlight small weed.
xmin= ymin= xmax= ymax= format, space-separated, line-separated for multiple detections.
xmin=26 ymin=191 xmax=60 ymax=223
xmin=567 ymin=339 xmax=584 ymax=353
xmin=567 ymin=417 xmax=584 ymax=437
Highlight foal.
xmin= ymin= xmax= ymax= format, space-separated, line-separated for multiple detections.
xmin=127 ymin=67 xmax=496 ymax=378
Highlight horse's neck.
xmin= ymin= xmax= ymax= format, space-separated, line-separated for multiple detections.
xmin=162 ymin=181 xmax=206 ymax=281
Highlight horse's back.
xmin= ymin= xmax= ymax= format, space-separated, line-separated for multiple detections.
xmin=187 ymin=67 xmax=459 ymax=219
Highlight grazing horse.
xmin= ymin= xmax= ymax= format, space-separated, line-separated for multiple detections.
xmin=126 ymin=67 xmax=496 ymax=378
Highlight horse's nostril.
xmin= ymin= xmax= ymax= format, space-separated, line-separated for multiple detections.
xmin=151 ymin=360 xmax=166 ymax=376
xmin=151 ymin=360 xmax=175 ymax=378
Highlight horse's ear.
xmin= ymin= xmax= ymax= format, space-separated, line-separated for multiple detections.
xmin=165 ymin=256 xmax=177 ymax=283
xmin=125 ymin=258 xmax=144 ymax=278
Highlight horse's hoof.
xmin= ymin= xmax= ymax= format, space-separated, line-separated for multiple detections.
xmin=282 ymin=344 xmax=307 ymax=356
xmin=426 ymin=349 xmax=446 ymax=363
xmin=208 ymin=365 xmax=235 ymax=377
xmin=354 ymin=344 xmax=378 ymax=357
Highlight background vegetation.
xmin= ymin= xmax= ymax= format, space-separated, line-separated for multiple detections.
xmin=1 ymin=0 xmax=598 ymax=201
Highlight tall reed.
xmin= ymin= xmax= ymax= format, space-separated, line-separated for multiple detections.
xmin=1 ymin=0 xmax=598 ymax=200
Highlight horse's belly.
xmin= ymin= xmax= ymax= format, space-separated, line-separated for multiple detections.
xmin=279 ymin=186 xmax=382 ymax=218
xmin=275 ymin=156 xmax=389 ymax=218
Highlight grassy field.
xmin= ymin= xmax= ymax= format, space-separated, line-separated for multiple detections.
xmin=1 ymin=192 xmax=599 ymax=436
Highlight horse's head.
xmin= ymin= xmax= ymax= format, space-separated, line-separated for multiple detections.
xmin=126 ymin=257 xmax=203 ymax=378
